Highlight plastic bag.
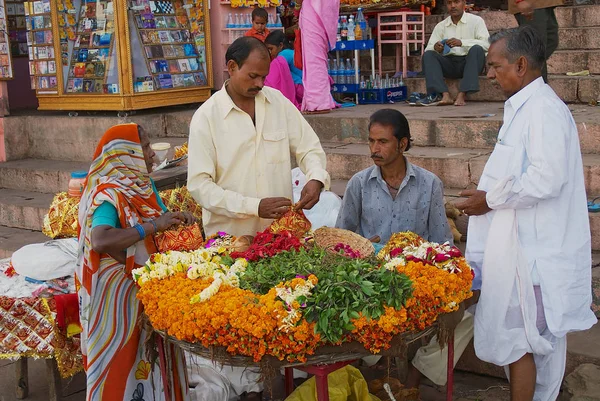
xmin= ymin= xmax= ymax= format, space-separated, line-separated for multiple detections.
xmin=11 ymin=238 xmax=78 ymax=280
xmin=285 ymin=365 xmax=380 ymax=401
xmin=291 ymin=168 xmax=342 ymax=230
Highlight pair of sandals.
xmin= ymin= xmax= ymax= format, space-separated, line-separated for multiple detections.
xmin=589 ymin=197 xmax=600 ymax=212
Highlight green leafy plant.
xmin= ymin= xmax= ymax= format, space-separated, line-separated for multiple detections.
xmin=239 ymin=248 xmax=413 ymax=343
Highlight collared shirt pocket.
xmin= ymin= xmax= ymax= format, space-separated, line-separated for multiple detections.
xmin=262 ymin=130 xmax=288 ymax=164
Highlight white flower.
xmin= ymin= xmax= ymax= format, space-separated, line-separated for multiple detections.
xmin=383 ymin=258 xmax=406 ymax=271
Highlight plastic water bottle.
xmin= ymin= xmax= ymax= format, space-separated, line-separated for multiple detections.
xmin=346 ymin=58 xmax=354 ymax=85
xmin=399 ymin=72 xmax=404 ymax=87
xmin=234 ymin=13 xmax=240 ymax=28
xmin=338 ymin=60 xmax=346 ymax=84
xmin=226 ymin=13 xmax=234 ymax=28
xmin=275 ymin=14 xmax=282 ymax=27
xmin=247 ymin=13 xmax=253 ymax=28
xmin=348 ymin=16 xmax=355 ymax=41
xmin=336 ymin=18 xmax=341 ymax=43
xmin=331 ymin=59 xmax=338 ymax=84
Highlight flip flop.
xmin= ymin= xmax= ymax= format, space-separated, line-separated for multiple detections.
xmin=302 ymin=109 xmax=331 ymax=115
xmin=588 ymin=197 xmax=600 ymax=212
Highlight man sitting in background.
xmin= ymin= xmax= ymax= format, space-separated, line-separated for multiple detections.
xmin=418 ymin=0 xmax=490 ymax=106
xmin=336 ymin=108 xmax=451 ymax=245
xmin=336 ymin=109 xmax=474 ymax=393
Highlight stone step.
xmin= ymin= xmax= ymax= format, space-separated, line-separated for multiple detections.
xmin=368 ymin=50 xmax=600 ymax=75
xmin=0 ymin=159 xmax=90 ymax=193
xmin=0 ymin=225 xmax=48 ymax=259
xmin=559 ymin=27 xmax=600 ymax=50
xmin=0 ymin=189 xmax=53 ymax=231
xmin=3 ymin=112 xmax=191 ymax=162
xmin=403 ymin=75 xmax=600 ymax=104
xmin=323 ymin=142 xmax=600 ymax=198
xmin=306 ymin=103 xmax=600 ymax=154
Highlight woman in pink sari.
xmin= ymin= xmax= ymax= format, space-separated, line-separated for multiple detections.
xmin=264 ymin=31 xmax=300 ymax=109
xmin=299 ymin=0 xmax=339 ymax=113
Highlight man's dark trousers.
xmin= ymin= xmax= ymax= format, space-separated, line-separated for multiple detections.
xmin=515 ymin=7 xmax=558 ymax=83
xmin=422 ymin=45 xmax=485 ymax=95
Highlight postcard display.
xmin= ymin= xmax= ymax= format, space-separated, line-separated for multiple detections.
xmin=0 ymin=0 xmax=14 ymax=78
xmin=7 ymin=0 xmax=27 ymax=57
xmin=25 ymin=0 xmax=212 ymax=111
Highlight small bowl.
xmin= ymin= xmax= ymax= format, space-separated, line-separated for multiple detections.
xmin=151 ymin=142 xmax=171 ymax=163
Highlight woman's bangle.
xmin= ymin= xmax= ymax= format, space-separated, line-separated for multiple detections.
xmin=134 ymin=223 xmax=146 ymax=240
xmin=150 ymin=219 xmax=158 ymax=234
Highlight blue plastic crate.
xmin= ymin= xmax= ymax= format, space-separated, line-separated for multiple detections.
xmin=332 ymin=83 xmax=359 ymax=93
xmin=334 ymin=40 xmax=375 ymax=51
xmin=334 ymin=41 xmax=355 ymax=51
xmin=358 ymin=86 xmax=408 ymax=104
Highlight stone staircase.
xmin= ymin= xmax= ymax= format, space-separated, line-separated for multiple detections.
xmin=362 ymin=5 xmax=600 ymax=104
xmin=0 ymin=3 xmax=598 ymax=384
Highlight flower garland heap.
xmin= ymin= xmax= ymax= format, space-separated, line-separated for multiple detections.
xmin=136 ymin=231 xmax=473 ymax=363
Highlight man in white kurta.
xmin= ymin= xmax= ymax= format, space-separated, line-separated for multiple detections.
xmin=457 ymin=27 xmax=597 ymax=401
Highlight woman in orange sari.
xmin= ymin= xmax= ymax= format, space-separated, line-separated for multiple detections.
xmin=76 ymin=123 xmax=193 ymax=401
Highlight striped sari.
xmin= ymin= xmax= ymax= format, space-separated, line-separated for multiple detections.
xmin=76 ymin=123 xmax=188 ymax=401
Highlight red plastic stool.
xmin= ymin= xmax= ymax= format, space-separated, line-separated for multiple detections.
xmin=284 ymin=333 xmax=456 ymax=401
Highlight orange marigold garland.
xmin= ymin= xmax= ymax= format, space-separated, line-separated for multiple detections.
xmin=136 ymin=231 xmax=473 ymax=362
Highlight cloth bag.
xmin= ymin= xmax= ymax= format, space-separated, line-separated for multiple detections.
xmin=11 ymin=238 xmax=78 ymax=280
xmin=474 ymin=177 xmax=553 ymax=366
xmin=291 ymin=168 xmax=341 ymax=229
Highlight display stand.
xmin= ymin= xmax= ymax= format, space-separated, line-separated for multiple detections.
xmin=23 ymin=0 xmax=213 ymax=111
xmin=331 ymin=39 xmax=375 ymax=104
xmin=0 ymin=0 xmax=15 ymax=79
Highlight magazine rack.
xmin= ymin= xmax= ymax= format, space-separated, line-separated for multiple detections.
xmin=24 ymin=0 xmax=212 ymax=111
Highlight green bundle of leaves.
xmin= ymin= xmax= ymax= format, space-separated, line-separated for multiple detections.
xmin=239 ymin=247 xmax=413 ymax=343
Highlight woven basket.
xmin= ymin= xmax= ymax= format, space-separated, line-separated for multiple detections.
xmin=313 ymin=227 xmax=375 ymax=258
xmin=150 ymin=322 xmax=436 ymax=369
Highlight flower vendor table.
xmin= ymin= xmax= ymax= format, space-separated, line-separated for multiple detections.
xmin=0 ymin=260 xmax=82 ymax=401
xmin=152 ymin=318 xmax=458 ymax=401
xmin=135 ymin=229 xmax=474 ymax=401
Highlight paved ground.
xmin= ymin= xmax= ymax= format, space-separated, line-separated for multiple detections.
xmin=0 ymin=357 xmax=512 ymax=401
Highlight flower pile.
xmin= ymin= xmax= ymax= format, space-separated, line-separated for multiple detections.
xmin=333 ymin=243 xmax=362 ymax=258
xmin=136 ymin=231 xmax=473 ymax=363
xmin=229 ymin=230 xmax=303 ymax=262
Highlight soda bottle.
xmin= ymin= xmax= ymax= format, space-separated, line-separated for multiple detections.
xmin=340 ymin=16 xmax=348 ymax=41
xmin=226 ymin=13 xmax=234 ymax=28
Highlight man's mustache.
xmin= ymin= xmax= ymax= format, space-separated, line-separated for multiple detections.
xmin=249 ymin=87 xmax=262 ymax=92
xmin=371 ymin=154 xmax=383 ymax=159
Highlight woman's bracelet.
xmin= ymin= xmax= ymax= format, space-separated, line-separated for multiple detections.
xmin=134 ymin=223 xmax=146 ymax=240
xmin=150 ymin=219 xmax=158 ymax=234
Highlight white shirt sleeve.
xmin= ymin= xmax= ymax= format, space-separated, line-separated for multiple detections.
xmin=286 ymin=101 xmax=331 ymax=189
xmin=487 ymin=100 xmax=571 ymax=210
xmin=460 ymin=17 xmax=490 ymax=52
xmin=425 ymin=23 xmax=444 ymax=52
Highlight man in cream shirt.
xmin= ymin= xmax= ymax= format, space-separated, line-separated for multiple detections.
xmin=418 ymin=0 xmax=489 ymax=106
xmin=187 ymin=36 xmax=329 ymax=400
xmin=457 ymin=27 xmax=596 ymax=401
xmin=188 ymin=36 xmax=330 ymax=238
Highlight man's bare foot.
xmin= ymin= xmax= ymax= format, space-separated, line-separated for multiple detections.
xmin=439 ymin=92 xmax=453 ymax=106
xmin=454 ymin=92 xmax=467 ymax=106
